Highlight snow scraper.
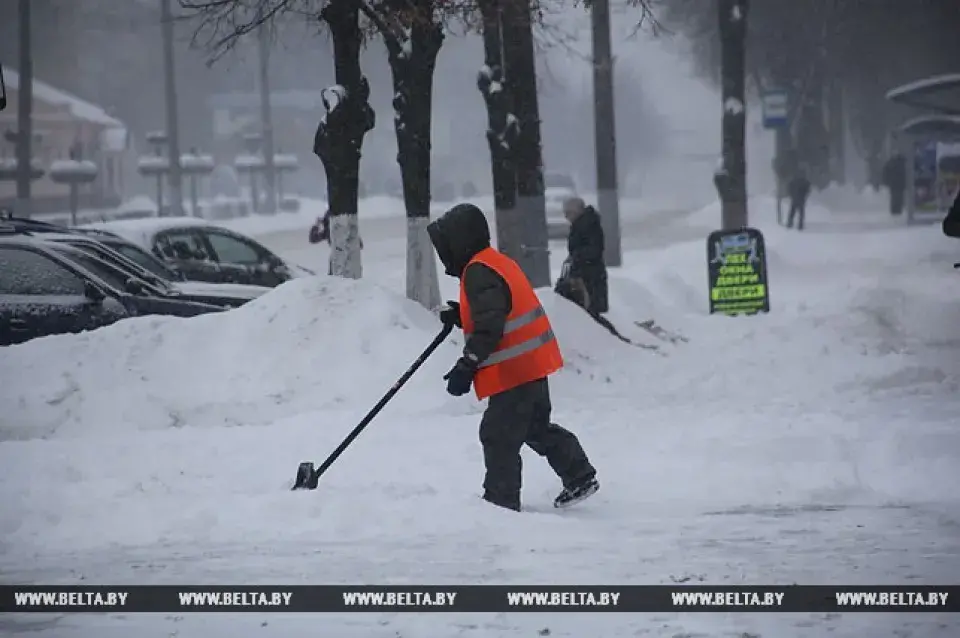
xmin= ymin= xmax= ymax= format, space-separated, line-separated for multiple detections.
xmin=292 ymin=322 xmax=454 ymax=490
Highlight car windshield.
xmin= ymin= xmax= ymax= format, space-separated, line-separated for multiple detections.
xmin=103 ymin=239 xmax=182 ymax=280
xmin=50 ymin=245 xmax=140 ymax=292
xmin=64 ymin=240 xmax=175 ymax=293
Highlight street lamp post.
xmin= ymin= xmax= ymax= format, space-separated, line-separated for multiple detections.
xmin=160 ymin=0 xmax=185 ymax=217
xmin=590 ymin=0 xmax=623 ymax=267
xmin=257 ymin=21 xmax=278 ymax=215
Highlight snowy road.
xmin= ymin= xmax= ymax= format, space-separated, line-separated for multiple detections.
xmin=2 ymin=197 xmax=959 ymax=637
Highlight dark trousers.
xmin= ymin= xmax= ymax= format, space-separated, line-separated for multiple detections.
xmin=479 ymin=377 xmax=596 ymax=511
xmin=786 ymin=200 xmax=806 ymax=230
xmin=890 ymin=188 xmax=904 ymax=215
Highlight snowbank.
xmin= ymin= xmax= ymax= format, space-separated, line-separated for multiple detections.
xmin=0 ymin=277 xmax=463 ymax=441
xmin=0 ymin=274 xmax=664 ymax=442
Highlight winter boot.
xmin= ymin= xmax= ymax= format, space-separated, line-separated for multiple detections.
xmin=482 ymin=492 xmax=521 ymax=512
xmin=553 ymin=476 xmax=599 ymax=508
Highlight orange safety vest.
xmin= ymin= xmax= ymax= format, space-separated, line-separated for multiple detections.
xmin=459 ymin=247 xmax=563 ymax=400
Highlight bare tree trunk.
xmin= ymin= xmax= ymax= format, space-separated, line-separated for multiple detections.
xmin=500 ymin=0 xmax=550 ymax=287
xmin=385 ymin=16 xmax=443 ymax=310
xmin=718 ymin=0 xmax=749 ymax=230
xmin=477 ymin=0 xmax=520 ymax=259
xmin=313 ymin=0 xmax=375 ymax=279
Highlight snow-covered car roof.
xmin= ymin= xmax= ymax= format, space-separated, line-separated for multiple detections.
xmin=83 ymin=217 xmax=211 ymax=249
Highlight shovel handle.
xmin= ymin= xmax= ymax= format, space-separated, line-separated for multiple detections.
xmin=310 ymin=322 xmax=455 ymax=482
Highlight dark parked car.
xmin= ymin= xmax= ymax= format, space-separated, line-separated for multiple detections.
xmin=0 ymin=236 xmax=223 ymax=347
xmin=44 ymin=232 xmax=267 ymax=308
xmin=0 ymin=214 xmax=270 ymax=308
xmin=86 ymin=217 xmax=314 ymax=287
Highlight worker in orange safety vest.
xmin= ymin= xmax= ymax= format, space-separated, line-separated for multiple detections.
xmin=427 ymin=203 xmax=599 ymax=511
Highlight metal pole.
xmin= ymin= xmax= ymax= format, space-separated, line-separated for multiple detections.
xmin=590 ymin=0 xmax=622 ymax=267
xmin=160 ymin=0 xmax=184 ymax=216
xmin=258 ymin=21 xmax=277 ymax=214
xmin=15 ymin=0 xmax=33 ymax=218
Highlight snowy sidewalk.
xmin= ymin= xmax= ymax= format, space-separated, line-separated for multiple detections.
xmin=1 ymin=197 xmax=958 ymax=638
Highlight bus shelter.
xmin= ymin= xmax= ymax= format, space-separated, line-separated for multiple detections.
xmin=886 ymin=74 xmax=960 ymax=224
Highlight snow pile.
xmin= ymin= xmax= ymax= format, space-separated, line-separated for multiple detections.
xmin=611 ymin=215 xmax=960 ymax=405
xmin=0 ymin=277 xmax=463 ymax=441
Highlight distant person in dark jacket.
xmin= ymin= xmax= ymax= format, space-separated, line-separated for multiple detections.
xmin=944 ymin=189 xmax=960 ymax=239
xmin=786 ymin=168 xmax=812 ymax=231
xmin=882 ymin=153 xmax=907 ymax=216
xmin=561 ymin=197 xmax=608 ymax=315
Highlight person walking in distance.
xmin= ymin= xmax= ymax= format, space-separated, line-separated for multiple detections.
xmin=561 ymin=197 xmax=608 ymax=316
xmin=427 ymin=203 xmax=600 ymax=511
xmin=786 ymin=167 xmax=812 ymax=231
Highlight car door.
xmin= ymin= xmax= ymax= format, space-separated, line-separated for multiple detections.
xmin=201 ymin=228 xmax=291 ymax=287
xmin=0 ymin=245 xmax=127 ymax=346
xmin=151 ymin=228 xmax=226 ymax=284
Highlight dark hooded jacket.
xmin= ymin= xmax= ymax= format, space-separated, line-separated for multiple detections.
xmin=788 ymin=173 xmax=812 ymax=203
xmin=944 ymin=189 xmax=960 ymax=239
xmin=427 ymin=203 xmax=512 ymax=365
xmin=566 ymin=206 xmax=608 ymax=314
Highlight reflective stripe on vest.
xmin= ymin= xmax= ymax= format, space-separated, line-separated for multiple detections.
xmin=478 ymin=311 xmax=554 ymax=368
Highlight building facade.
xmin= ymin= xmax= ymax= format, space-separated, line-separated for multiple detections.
xmin=0 ymin=69 xmax=129 ymax=215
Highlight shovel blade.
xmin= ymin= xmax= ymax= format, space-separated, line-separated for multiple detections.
xmin=292 ymin=462 xmax=319 ymax=490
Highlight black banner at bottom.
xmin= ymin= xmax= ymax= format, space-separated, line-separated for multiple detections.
xmin=2 ymin=585 xmax=957 ymax=613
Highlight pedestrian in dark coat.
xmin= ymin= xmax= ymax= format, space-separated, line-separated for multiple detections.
xmin=562 ymin=197 xmax=608 ymax=315
xmin=882 ymin=153 xmax=907 ymax=215
xmin=786 ymin=169 xmax=812 ymax=231
xmin=428 ymin=203 xmax=599 ymax=512
xmin=944 ymin=188 xmax=960 ymax=239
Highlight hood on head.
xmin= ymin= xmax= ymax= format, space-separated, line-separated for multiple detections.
xmin=427 ymin=203 xmax=491 ymax=277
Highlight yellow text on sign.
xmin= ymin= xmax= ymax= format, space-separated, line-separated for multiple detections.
xmin=711 ymin=284 xmax=766 ymax=301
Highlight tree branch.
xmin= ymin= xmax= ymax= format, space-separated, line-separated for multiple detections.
xmin=356 ymin=0 xmax=404 ymax=54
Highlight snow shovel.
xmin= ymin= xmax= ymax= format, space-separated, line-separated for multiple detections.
xmin=292 ymin=321 xmax=455 ymax=490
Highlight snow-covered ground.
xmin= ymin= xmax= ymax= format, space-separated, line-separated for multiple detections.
xmin=2 ymin=196 xmax=959 ymax=637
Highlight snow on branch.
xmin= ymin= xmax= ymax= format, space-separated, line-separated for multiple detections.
xmin=357 ymin=0 xmax=406 ymax=55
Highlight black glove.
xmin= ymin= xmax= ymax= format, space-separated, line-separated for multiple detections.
xmin=439 ymin=300 xmax=462 ymax=328
xmin=443 ymin=356 xmax=477 ymax=396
